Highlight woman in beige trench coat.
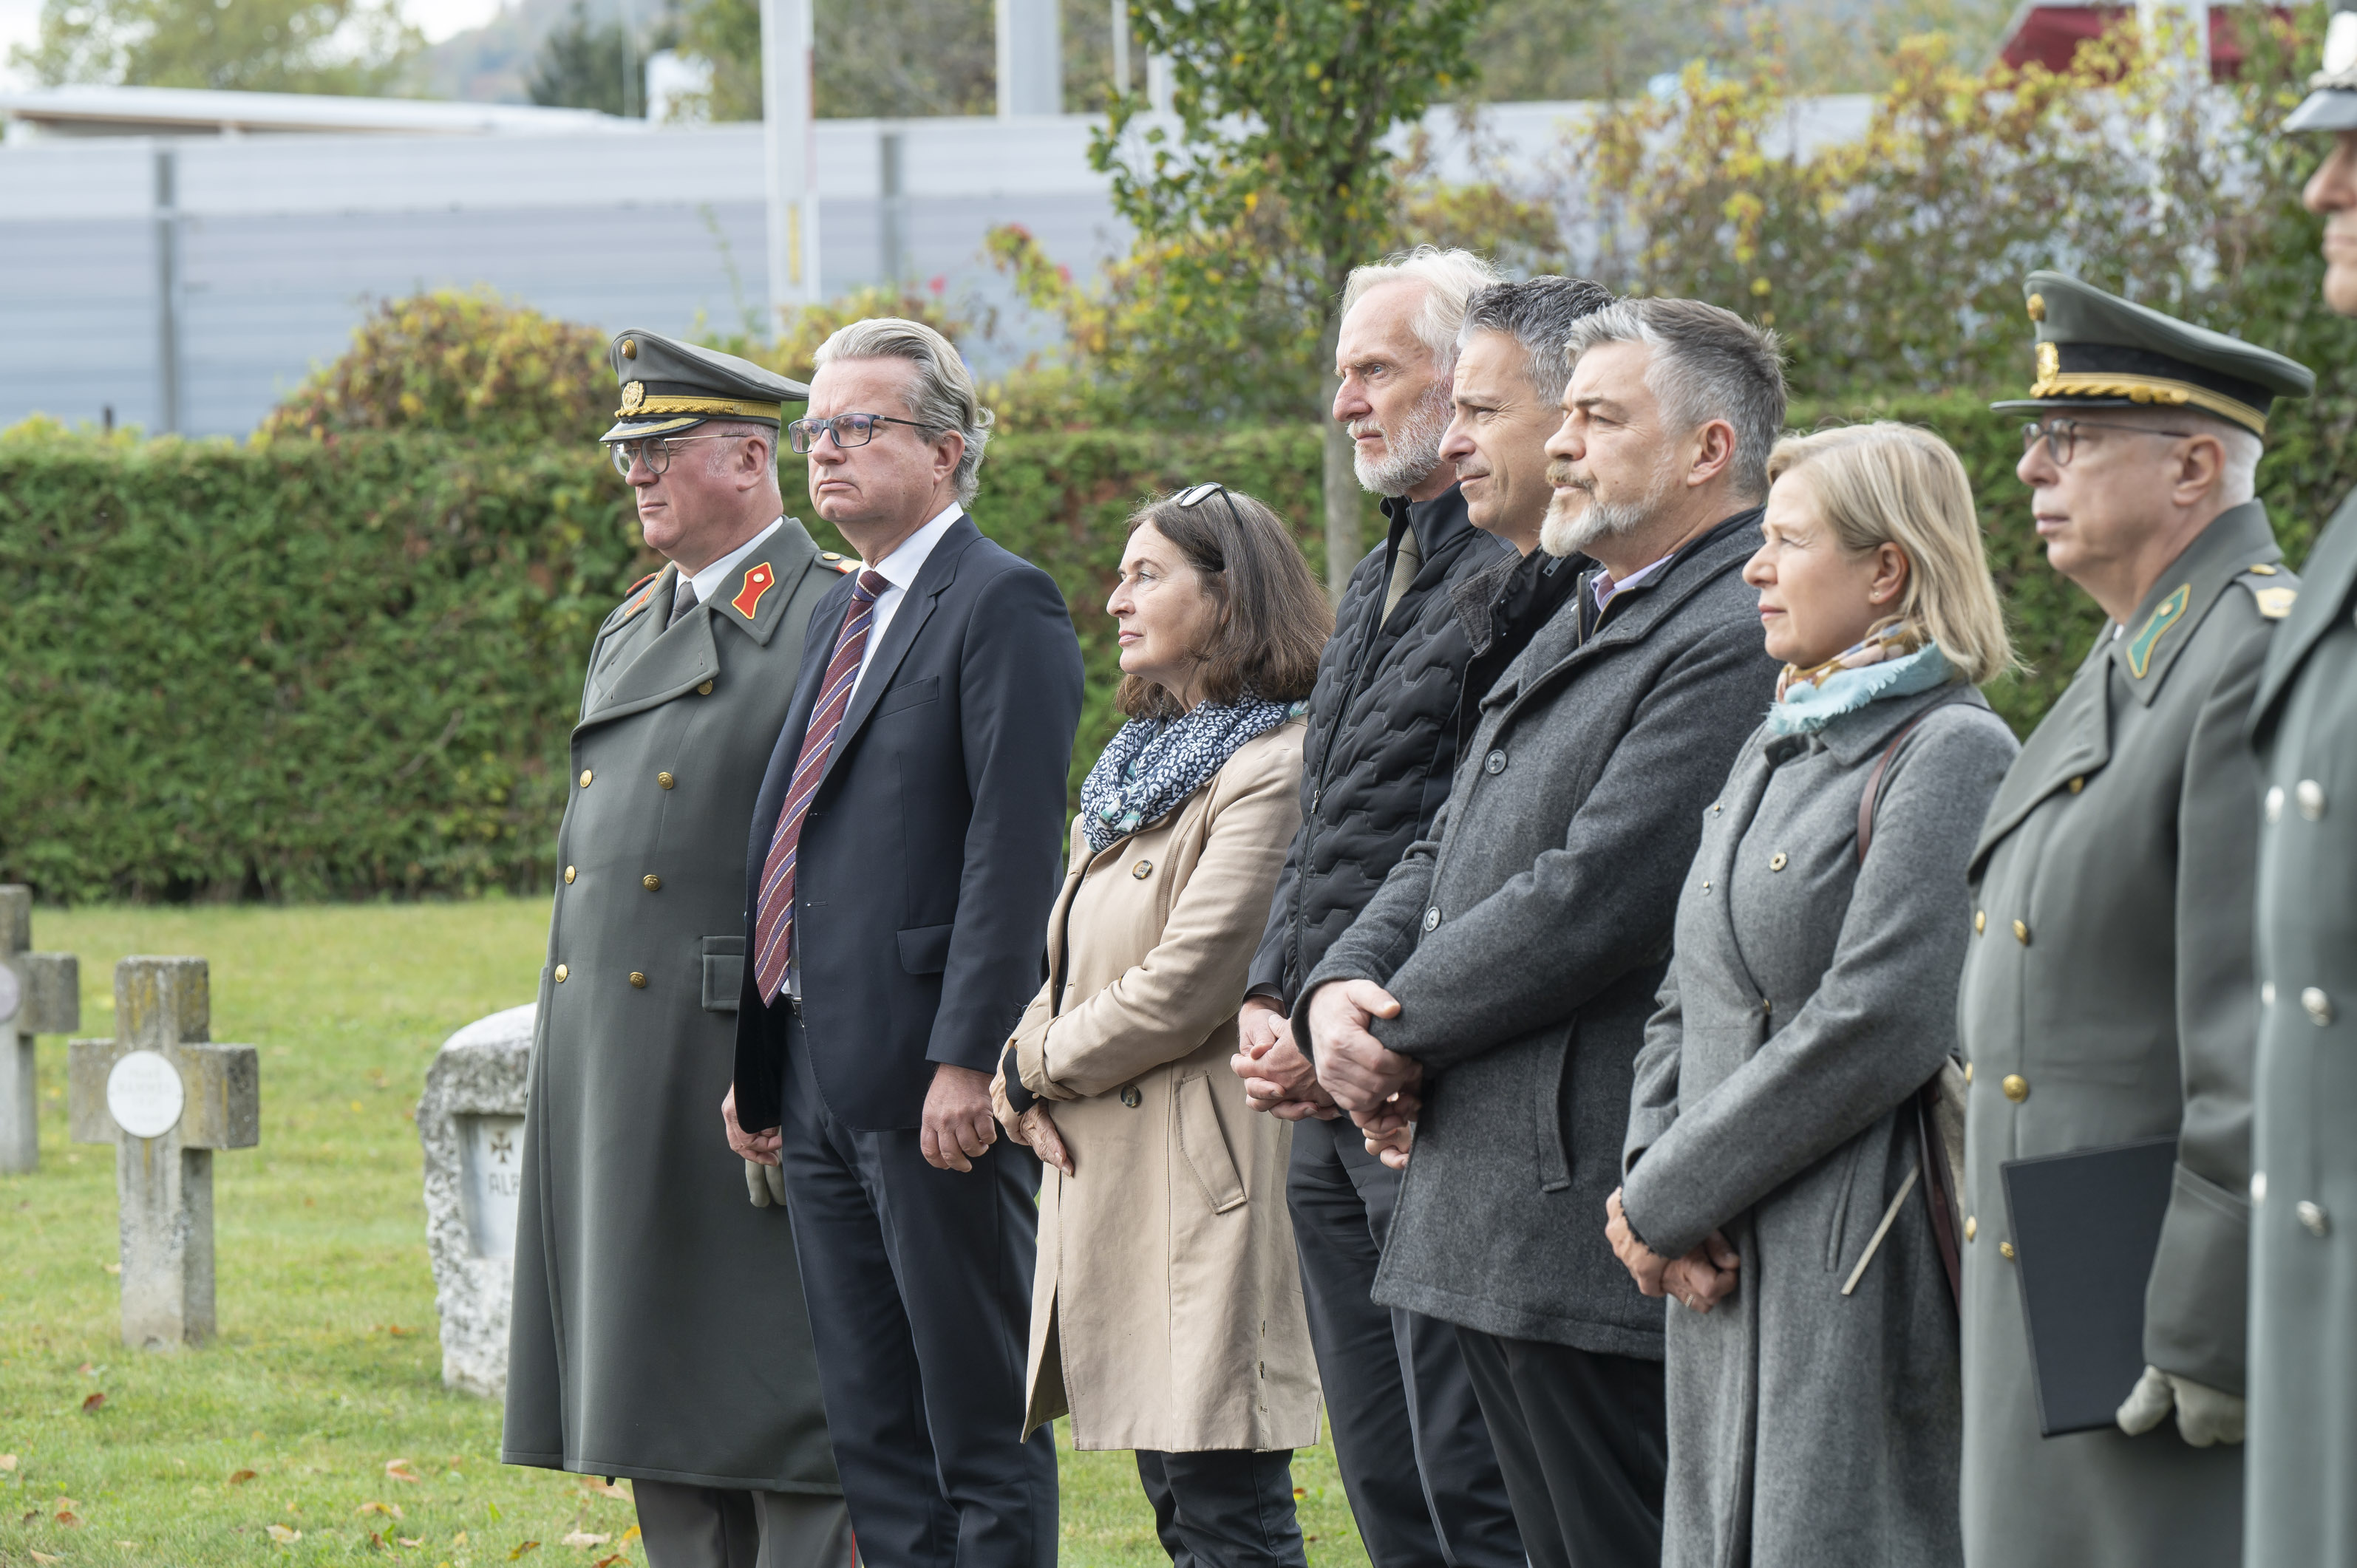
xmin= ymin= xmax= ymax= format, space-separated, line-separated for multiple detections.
xmin=993 ymin=484 xmax=1332 ymax=1568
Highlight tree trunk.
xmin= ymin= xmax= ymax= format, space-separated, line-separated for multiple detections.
xmin=1318 ymin=313 xmax=1358 ymax=600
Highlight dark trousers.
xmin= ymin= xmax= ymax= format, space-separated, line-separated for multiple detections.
xmin=1455 ymin=1328 xmax=1667 ymax=1568
xmin=1287 ymin=1117 xmax=1523 ymax=1568
xmin=778 ymin=1027 xmax=1057 ymax=1568
xmin=1135 ymin=1449 xmax=1307 ymax=1568
xmin=633 ymin=1481 xmax=857 ymax=1568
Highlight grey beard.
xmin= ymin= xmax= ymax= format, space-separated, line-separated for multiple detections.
xmin=1353 ymin=381 xmax=1452 ymax=496
xmin=1540 ymin=464 xmax=1674 ymax=558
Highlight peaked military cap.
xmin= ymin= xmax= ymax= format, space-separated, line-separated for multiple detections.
xmin=599 ymin=329 xmax=810 ymax=443
xmin=2288 ymin=0 xmax=2357 ymax=133
xmin=1990 ymin=271 xmax=2314 ymax=437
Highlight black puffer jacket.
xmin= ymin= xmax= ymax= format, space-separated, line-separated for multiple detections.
xmin=1248 ymin=484 xmax=1512 ymax=1004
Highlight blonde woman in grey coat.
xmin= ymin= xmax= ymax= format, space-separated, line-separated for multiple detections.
xmin=1605 ymin=423 xmax=2020 ymax=1568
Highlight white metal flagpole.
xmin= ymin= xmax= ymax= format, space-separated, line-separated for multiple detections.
xmin=760 ymin=0 xmax=818 ymax=330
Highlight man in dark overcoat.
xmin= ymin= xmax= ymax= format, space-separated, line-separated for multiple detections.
xmin=504 ymin=330 xmax=854 ymax=1568
xmin=1956 ymin=275 xmax=2311 ymax=1568
xmin=2247 ymin=30 xmax=2357 ymax=1566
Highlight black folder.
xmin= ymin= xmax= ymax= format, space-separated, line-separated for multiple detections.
xmin=1999 ymin=1134 xmax=2179 ymax=1437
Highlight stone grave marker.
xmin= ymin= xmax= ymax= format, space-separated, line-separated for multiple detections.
xmin=418 ymin=1002 xmax=534 ymax=1397
xmin=2 ymin=884 xmax=82 ymax=1173
xmin=67 ymin=957 xmax=259 ymax=1350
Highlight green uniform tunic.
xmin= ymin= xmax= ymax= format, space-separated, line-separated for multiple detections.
xmin=1957 ymin=502 xmax=2287 ymax=1568
xmin=2248 ymin=488 xmax=2357 ymax=1568
xmin=503 ymin=518 xmax=847 ymax=1491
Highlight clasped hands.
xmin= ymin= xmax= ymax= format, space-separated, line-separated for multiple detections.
xmin=1605 ymin=1187 xmax=1740 ymax=1313
xmin=1227 ymin=981 xmax=1421 ymax=1170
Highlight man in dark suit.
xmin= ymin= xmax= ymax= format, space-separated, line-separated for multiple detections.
xmin=724 ymin=317 xmax=1084 ymax=1568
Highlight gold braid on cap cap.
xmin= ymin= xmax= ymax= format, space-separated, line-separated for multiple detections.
xmin=611 ymin=393 xmax=786 ymax=423
xmin=2026 ymin=369 xmax=2268 ymax=434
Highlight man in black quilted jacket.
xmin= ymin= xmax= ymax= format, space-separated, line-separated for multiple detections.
xmin=1228 ymin=245 xmax=1526 ymax=1568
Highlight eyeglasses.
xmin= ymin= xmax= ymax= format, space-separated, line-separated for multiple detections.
xmin=608 ymin=433 xmax=743 ymax=479
xmin=786 ymin=412 xmax=931 ymax=454
xmin=1175 ymin=482 xmax=1247 ymax=539
xmin=2019 ymin=418 xmax=2196 ymax=468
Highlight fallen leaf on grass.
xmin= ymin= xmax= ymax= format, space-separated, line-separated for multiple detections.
xmin=1293 ymin=1487 xmax=1305 ymax=1498
xmin=508 ymin=1540 xmax=541 ymax=1559
xmin=453 ymin=1529 xmax=469 ymax=1544
xmin=80 ymin=1392 xmax=104 ymax=1413
xmin=384 ymin=1459 xmax=422 ymax=1483
xmin=370 ymin=1529 xmax=388 ymax=1550
xmin=561 ymin=1531 xmax=609 ymax=1547
xmin=593 ymin=1555 xmax=627 ymax=1568
xmin=30 ymin=1551 xmax=61 ymax=1566
xmin=581 ymin=1479 xmax=628 ymax=1500
xmin=21 ymin=1510 xmax=37 ymax=1524
xmin=398 ymin=1538 xmax=424 ymax=1548
xmin=382 ymin=1325 xmax=415 ymax=1337
xmin=359 ymin=1501 xmax=405 ymax=1518
xmin=115 ymin=1540 xmax=135 ymax=1548
xmin=54 ymin=1510 xmax=81 ymax=1527
xmin=267 ymin=1523 xmax=302 ymax=1543
xmin=228 ymin=1469 xmax=257 ymax=1485
xmin=618 ymin=1526 xmax=640 ymax=1543
xmin=103 ymin=1261 xmax=120 ymax=1275
xmin=0 ymin=1453 xmax=16 ymax=1470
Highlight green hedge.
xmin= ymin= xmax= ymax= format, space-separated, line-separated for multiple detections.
xmin=2 ymin=398 xmax=2349 ymax=902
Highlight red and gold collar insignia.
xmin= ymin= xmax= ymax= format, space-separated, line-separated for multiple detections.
xmin=732 ymin=561 xmax=777 ymax=618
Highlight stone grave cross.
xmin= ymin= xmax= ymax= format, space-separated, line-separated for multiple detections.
xmin=67 ymin=957 xmax=259 ymax=1350
xmin=1 ymin=884 xmax=80 ymax=1173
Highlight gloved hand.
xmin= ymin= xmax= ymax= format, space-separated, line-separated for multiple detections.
xmin=744 ymin=1158 xmax=788 ymax=1208
xmin=2116 ymin=1364 xmax=2245 ymax=1447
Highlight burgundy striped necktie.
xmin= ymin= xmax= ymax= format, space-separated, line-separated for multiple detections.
xmin=753 ymin=570 xmax=889 ymax=1004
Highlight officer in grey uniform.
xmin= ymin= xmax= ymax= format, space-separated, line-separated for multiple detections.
xmin=2248 ymin=21 xmax=2357 ymax=1566
xmin=503 ymin=330 xmax=857 ymax=1568
xmin=1957 ymin=274 xmax=2312 ymax=1568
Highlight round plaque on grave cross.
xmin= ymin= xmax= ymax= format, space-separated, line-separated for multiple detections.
xmin=106 ymin=1049 xmax=186 ymax=1140
xmin=0 ymin=964 xmax=18 ymax=1026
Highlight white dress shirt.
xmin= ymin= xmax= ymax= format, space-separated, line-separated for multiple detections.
xmin=853 ymin=502 xmax=963 ymax=695
xmin=676 ymin=517 xmax=784 ymax=614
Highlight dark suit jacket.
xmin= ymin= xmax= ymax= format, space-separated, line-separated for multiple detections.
xmin=734 ymin=513 xmax=1084 ymax=1132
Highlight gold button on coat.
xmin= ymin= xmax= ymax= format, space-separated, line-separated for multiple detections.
xmin=697 ymin=680 xmax=715 ymax=695
xmin=1119 ymin=1085 xmax=1143 ymax=1108
xmin=1973 ymin=910 xmax=1986 ymax=935
xmin=2013 ymin=919 xmax=2030 ymax=944
xmin=2298 ymin=779 xmax=2326 ymax=819
xmin=1965 ymin=1216 xmax=1977 ymax=1241
xmin=629 ymin=972 xmax=647 ymax=989
xmin=659 ymin=771 xmax=676 ymax=789
xmin=1964 ymin=1062 xmax=1974 ymax=1083
xmin=2303 ymin=987 xmax=2333 ymax=1026
xmin=579 ymin=769 xmax=593 ymax=787
xmin=643 ymin=875 xmax=661 ymax=891
xmin=554 ymin=964 xmax=569 ymax=983
xmin=1769 ymin=851 xmax=1789 ymax=871
xmin=2266 ymin=785 xmax=2285 ymax=824
xmin=564 ymin=866 xmax=577 ymax=884
xmin=2000 ymin=1241 xmax=2016 ymax=1260
xmin=2002 ymin=1074 xmax=2029 ymax=1102
xmin=2299 ymin=1200 xmax=2331 ymax=1238
xmin=1132 ymin=860 xmax=1152 ymax=879
xmin=2067 ymin=776 xmax=2084 ymax=794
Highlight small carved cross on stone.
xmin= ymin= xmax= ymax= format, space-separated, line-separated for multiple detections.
xmin=67 ymin=957 xmax=259 ymax=1351
xmin=1 ymin=884 xmax=81 ymax=1175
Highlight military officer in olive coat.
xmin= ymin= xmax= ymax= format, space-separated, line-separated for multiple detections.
xmin=503 ymin=331 xmax=856 ymax=1568
xmin=2247 ymin=30 xmax=2357 ymax=1567
xmin=1957 ymin=275 xmax=2313 ymax=1568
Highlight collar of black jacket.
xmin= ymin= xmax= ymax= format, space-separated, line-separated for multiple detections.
xmin=1381 ymin=482 xmax=1477 ymax=562
xmin=1451 ymin=542 xmax=1587 ymax=657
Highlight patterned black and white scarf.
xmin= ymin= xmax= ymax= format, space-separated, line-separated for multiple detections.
xmin=1078 ymin=695 xmax=1298 ymax=853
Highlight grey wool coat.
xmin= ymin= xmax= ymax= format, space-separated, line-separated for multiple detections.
xmin=504 ymin=518 xmax=848 ymax=1493
xmin=1297 ymin=511 xmax=1781 ymax=1355
xmin=1622 ymin=683 xmax=2018 ymax=1568
xmin=2247 ymin=488 xmax=2357 ymax=1568
xmin=1958 ymin=501 xmax=2285 ymax=1568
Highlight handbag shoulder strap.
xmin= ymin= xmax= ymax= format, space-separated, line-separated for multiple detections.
xmin=1855 ymin=710 xmax=1932 ymax=867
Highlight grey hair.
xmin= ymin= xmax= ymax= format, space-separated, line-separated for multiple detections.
xmin=1339 ymin=245 xmax=1502 ymax=373
xmin=1562 ymin=298 xmax=1789 ymax=500
xmin=1458 ymin=276 xmax=1616 ymax=399
xmin=811 ymin=317 xmax=995 ymax=503
xmin=702 ymin=417 xmax=780 ymax=479
xmin=2101 ymin=406 xmax=2263 ymax=505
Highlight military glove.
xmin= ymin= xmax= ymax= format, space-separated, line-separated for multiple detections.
xmin=744 ymin=1158 xmax=788 ymax=1208
xmin=2116 ymin=1364 xmax=2245 ymax=1446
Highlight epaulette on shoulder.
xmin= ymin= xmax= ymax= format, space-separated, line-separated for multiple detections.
xmin=2236 ymin=561 xmax=2298 ymax=621
xmin=819 ymin=550 xmax=858 ymax=576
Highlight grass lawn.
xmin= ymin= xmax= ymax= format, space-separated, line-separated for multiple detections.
xmin=1 ymin=899 xmax=1370 ymax=1568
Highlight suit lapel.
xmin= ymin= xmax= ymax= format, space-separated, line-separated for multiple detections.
xmin=810 ymin=517 xmax=978 ymax=797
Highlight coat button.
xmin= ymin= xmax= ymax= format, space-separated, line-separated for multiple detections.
xmin=658 ymin=771 xmax=676 ymax=789
xmin=1132 ymin=860 xmax=1152 ymax=879
xmin=2252 ymin=1170 xmax=2268 ymax=1204
xmin=1974 ymin=910 xmax=1985 ymax=935
xmin=2067 ymin=776 xmax=2084 ymax=794
xmin=643 ymin=875 xmax=661 ymax=891
xmin=2299 ymin=1200 xmax=2331 ymax=1238
xmin=2002 ymin=1074 xmax=2029 ymax=1102
xmin=554 ymin=964 xmax=569 ymax=983
xmin=565 ymin=866 xmax=577 ymax=884
xmin=697 ymin=680 xmax=715 ymax=695
xmin=579 ymin=769 xmax=593 ymax=787
xmin=2013 ymin=919 xmax=2030 ymax=944
xmin=1700 ymin=879 xmax=1712 ymax=894
xmin=1710 ymin=802 xmax=1722 ymax=814
xmin=1120 ymin=1085 xmax=1142 ymax=1108
xmin=1999 ymin=1241 xmax=2016 ymax=1260
xmin=1769 ymin=851 xmax=1789 ymax=871
xmin=629 ymin=972 xmax=647 ymax=989
xmin=1965 ymin=1062 xmax=1974 ymax=1083
xmin=2303 ymin=986 xmax=2333 ymax=1026
xmin=1965 ymin=1216 xmax=1977 ymax=1241
xmin=2298 ymin=780 xmax=2327 ymax=819
xmin=1484 ymin=751 xmax=1507 ymax=775
xmin=2266 ymin=785 xmax=2285 ymax=824
xmin=1424 ymin=907 xmax=1441 ymax=932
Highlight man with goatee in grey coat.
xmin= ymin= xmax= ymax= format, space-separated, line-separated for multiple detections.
xmin=1305 ymin=297 xmax=1786 ymax=1568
